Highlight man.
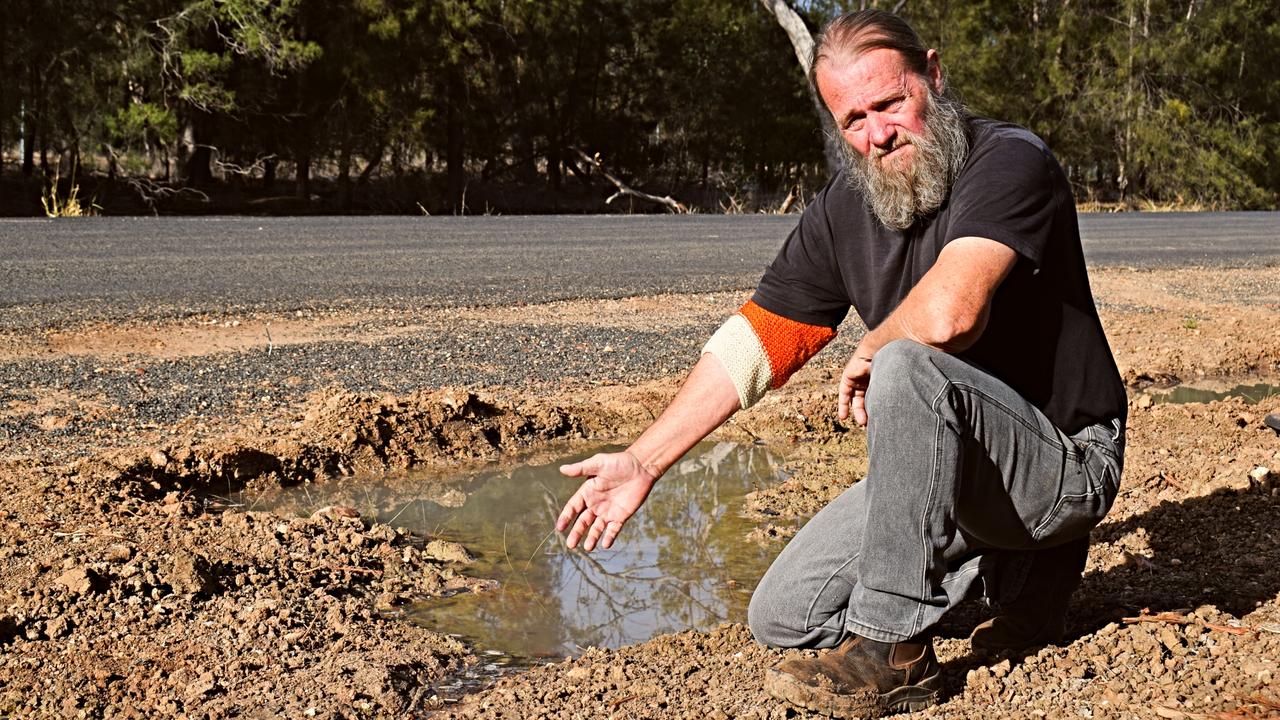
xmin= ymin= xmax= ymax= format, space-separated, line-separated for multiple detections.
xmin=556 ymin=9 xmax=1126 ymax=718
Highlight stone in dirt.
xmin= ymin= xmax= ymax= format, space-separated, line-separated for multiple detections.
xmin=105 ymin=543 xmax=132 ymax=563
xmin=149 ymin=449 xmax=170 ymax=468
xmin=55 ymin=566 xmax=102 ymax=596
xmin=1249 ymin=466 xmax=1272 ymax=493
xmin=424 ymin=539 xmax=474 ymax=564
xmin=45 ymin=615 xmax=71 ymax=639
xmin=165 ymin=552 xmax=218 ymax=595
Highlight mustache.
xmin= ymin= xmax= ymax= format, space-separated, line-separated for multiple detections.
xmin=870 ymin=135 xmax=913 ymax=160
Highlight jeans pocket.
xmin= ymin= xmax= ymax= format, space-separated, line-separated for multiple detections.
xmin=1031 ymin=445 xmax=1118 ymax=543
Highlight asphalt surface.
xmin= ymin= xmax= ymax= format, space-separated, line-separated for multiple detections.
xmin=1 ymin=212 xmax=1276 ymax=452
xmin=2 ymin=213 xmax=1278 ymax=323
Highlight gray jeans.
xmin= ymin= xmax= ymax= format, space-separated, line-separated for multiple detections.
xmin=748 ymin=339 xmax=1124 ymax=647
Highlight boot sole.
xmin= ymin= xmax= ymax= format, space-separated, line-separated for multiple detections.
xmin=764 ymin=668 xmax=940 ymax=718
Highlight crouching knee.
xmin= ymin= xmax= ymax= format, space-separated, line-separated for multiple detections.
xmin=747 ymin=584 xmax=783 ymax=645
xmin=747 ymin=575 xmax=826 ymax=649
xmin=747 ymin=585 xmax=794 ymax=648
xmin=870 ymin=339 xmax=936 ymax=383
xmin=864 ymin=339 xmax=942 ymax=413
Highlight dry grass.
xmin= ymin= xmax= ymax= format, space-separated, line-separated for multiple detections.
xmin=41 ymin=165 xmax=99 ymax=217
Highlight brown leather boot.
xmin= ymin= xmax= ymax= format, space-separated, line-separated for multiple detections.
xmin=764 ymin=634 xmax=941 ymax=718
xmin=970 ymin=538 xmax=1088 ymax=654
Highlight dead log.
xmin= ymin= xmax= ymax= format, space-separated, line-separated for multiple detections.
xmin=777 ymin=186 xmax=798 ymax=214
xmin=574 ymin=149 xmax=687 ymax=214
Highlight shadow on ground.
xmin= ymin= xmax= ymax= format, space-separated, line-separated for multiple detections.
xmin=932 ymin=485 xmax=1280 ymax=696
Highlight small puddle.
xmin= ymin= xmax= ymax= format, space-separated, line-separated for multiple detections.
xmin=1149 ymin=381 xmax=1280 ymax=405
xmin=248 ymin=441 xmax=788 ymax=683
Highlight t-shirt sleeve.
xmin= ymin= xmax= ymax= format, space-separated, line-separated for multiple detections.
xmin=750 ymin=183 xmax=851 ymax=328
xmin=945 ymin=137 xmax=1061 ymax=269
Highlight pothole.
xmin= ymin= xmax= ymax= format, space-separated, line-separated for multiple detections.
xmin=1149 ymin=379 xmax=1280 ymax=405
xmin=244 ymin=440 xmax=789 ymax=699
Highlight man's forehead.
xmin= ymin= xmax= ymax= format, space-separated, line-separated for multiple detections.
xmin=819 ymin=47 xmax=911 ymax=105
xmin=833 ymin=46 xmax=911 ymax=85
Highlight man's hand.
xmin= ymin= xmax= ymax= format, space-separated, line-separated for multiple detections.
xmin=556 ymin=451 xmax=659 ymax=552
xmin=835 ymin=238 xmax=1019 ymax=425
xmin=838 ymin=348 xmax=873 ymax=426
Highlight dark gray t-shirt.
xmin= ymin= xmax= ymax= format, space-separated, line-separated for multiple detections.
xmin=752 ymin=118 xmax=1126 ymax=434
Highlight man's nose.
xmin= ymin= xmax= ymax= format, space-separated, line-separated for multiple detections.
xmin=867 ymin=114 xmax=896 ymax=151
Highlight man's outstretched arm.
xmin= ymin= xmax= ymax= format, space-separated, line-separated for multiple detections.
xmin=556 ymin=352 xmax=740 ymax=552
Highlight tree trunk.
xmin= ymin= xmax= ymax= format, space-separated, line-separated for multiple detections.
xmin=446 ymin=68 xmax=465 ymax=213
xmin=758 ymin=0 xmax=843 ymax=176
xmin=179 ymin=119 xmax=212 ymax=186
xmin=547 ymin=142 xmax=562 ymax=191
xmin=295 ymin=151 xmax=311 ymax=199
xmin=185 ymin=144 xmax=213 ymax=186
xmin=263 ymin=157 xmax=276 ymax=190
xmin=21 ymin=99 xmax=34 ymax=177
xmin=701 ymin=146 xmax=710 ymax=189
xmin=0 ymin=35 xmax=5 ymax=177
xmin=337 ymin=133 xmax=353 ymax=213
xmin=514 ymin=129 xmax=538 ymax=183
xmin=356 ymin=147 xmax=384 ymax=185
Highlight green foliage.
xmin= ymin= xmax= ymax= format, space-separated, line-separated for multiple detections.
xmin=1 ymin=0 xmax=1276 ymax=210
xmin=873 ymin=0 xmax=1280 ymax=208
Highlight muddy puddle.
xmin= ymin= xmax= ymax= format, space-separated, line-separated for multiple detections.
xmin=1150 ymin=379 xmax=1280 ymax=405
xmin=247 ymin=441 xmax=788 ymax=680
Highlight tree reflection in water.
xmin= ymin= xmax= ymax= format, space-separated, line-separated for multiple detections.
xmin=248 ymin=441 xmax=787 ymax=663
xmin=411 ymin=441 xmax=787 ymax=662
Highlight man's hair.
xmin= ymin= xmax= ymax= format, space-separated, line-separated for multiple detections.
xmin=808 ymin=9 xmax=931 ymax=101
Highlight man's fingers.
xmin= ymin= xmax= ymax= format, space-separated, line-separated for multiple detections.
xmin=583 ymin=516 xmax=609 ymax=553
xmin=838 ymin=371 xmax=854 ymax=420
xmin=559 ymin=454 xmax=603 ymax=478
xmin=566 ymin=509 xmax=596 ymax=549
xmin=852 ymin=390 xmax=868 ymax=427
xmin=555 ymin=487 xmax=586 ymax=532
xmin=600 ymin=520 xmax=624 ymax=550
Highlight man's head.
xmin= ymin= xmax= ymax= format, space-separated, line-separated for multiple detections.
xmin=811 ymin=10 xmax=969 ymax=230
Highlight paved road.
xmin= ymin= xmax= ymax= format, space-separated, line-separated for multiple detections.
xmin=2 ymin=213 xmax=1276 ymax=447
xmin=2 ymin=213 xmax=1277 ymax=319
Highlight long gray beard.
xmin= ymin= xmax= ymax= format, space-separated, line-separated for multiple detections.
xmin=841 ymin=89 xmax=970 ymax=230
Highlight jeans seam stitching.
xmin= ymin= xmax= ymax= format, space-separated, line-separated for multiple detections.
xmin=949 ymin=381 xmax=1075 ymax=459
xmin=912 ymin=380 xmax=952 ymax=637
xmin=805 ymin=552 xmax=860 ymax=635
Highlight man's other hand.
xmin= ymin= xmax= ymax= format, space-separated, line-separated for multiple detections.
xmin=556 ymin=451 xmax=659 ymax=552
xmin=838 ymin=352 xmax=873 ymax=427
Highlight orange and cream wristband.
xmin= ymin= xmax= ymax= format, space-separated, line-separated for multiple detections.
xmin=702 ymin=300 xmax=837 ymax=410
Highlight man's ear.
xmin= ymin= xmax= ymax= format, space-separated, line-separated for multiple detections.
xmin=925 ymin=49 xmax=944 ymax=93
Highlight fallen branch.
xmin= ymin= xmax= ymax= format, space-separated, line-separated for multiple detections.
xmin=777 ymin=186 xmax=798 ymax=214
xmin=127 ymin=177 xmax=210 ymax=213
xmin=52 ymin=530 xmax=137 ymax=544
xmin=1122 ymin=608 xmax=1193 ymax=625
xmin=574 ymin=149 xmax=687 ymax=214
xmin=303 ymin=563 xmax=383 ymax=576
xmin=1214 ymin=694 xmax=1280 ymax=719
xmin=1203 ymin=622 xmax=1254 ymax=636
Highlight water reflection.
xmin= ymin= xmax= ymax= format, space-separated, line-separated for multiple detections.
xmin=1150 ymin=381 xmax=1280 ymax=405
xmin=249 ymin=441 xmax=787 ymax=663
